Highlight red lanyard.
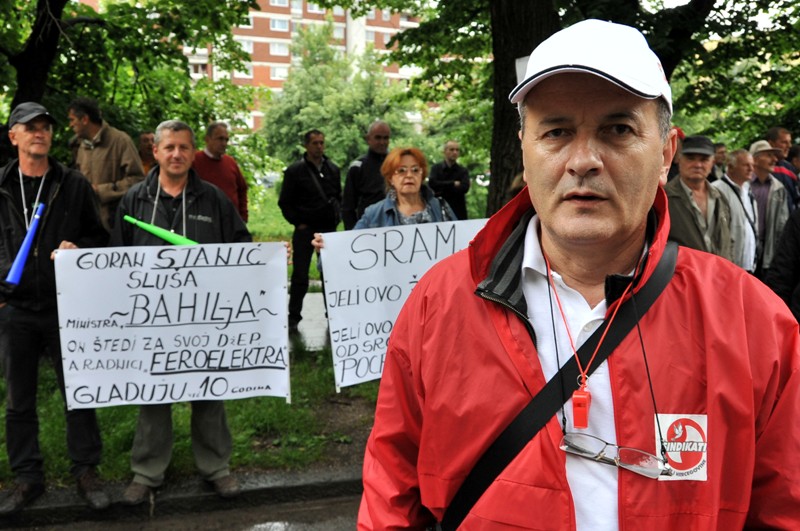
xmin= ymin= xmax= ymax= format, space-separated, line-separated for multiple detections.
xmin=543 ymin=255 xmax=637 ymax=429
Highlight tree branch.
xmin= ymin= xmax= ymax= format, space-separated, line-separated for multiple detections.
xmin=61 ymin=16 xmax=107 ymax=30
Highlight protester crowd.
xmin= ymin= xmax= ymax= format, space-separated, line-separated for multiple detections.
xmin=0 ymin=98 xmax=472 ymax=516
xmin=2 ymin=24 xmax=800 ymax=526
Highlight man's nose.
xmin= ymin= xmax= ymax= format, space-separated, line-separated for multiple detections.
xmin=566 ymin=136 xmax=602 ymax=178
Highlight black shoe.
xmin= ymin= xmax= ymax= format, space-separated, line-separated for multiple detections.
xmin=76 ymin=468 xmax=110 ymax=510
xmin=210 ymin=475 xmax=240 ymax=499
xmin=0 ymin=482 xmax=45 ymax=515
xmin=121 ymin=481 xmax=152 ymax=506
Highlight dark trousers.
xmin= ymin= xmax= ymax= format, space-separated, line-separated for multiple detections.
xmin=289 ymin=225 xmax=318 ymax=326
xmin=1 ymin=306 xmax=102 ymax=484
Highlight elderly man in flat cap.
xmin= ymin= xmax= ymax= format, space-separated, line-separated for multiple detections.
xmin=664 ymin=134 xmax=734 ymax=261
xmin=749 ymin=139 xmax=789 ymax=279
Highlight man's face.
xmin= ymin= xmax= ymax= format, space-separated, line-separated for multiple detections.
xmin=67 ymin=111 xmax=90 ymax=139
xmin=366 ymin=124 xmax=391 ymax=154
xmin=678 ymin=153 xmax=714 ymax=185
xmin=714 ymin=145 xmax=727 ymax=165
xmin=205 ymin=126 xmax=229 ymax=158
xmin=139 ymin=132 xmax=155 ymax=155
xmin=444 ymin=142 xmax=460 ymax=164
xmin=770 ymin=132 xmax=792 ymax=159
xmin=727 ymin=153 xmax=754 ymax=184
xmin=520 ymin=73 xmax=673 ymax=251
xmin=753 ymin=150 xmax=778 ymax=174
xmin=305 ymin=133 xmax=325 ymax=160
xmin=154 ymin=129 xmax=195 ymax=180
xmin=9 ymin=118 xmax=53 ymax=160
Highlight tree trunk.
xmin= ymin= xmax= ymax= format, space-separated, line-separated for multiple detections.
xmin=487 ymin=1 xmax=560 ymax=215
xmin=10 ymin=0 xmax=69 ymax=107
xmin=1 ymin=0 xmax=69 ymax=164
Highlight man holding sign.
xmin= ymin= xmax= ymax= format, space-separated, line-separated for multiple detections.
xmin=111 ymin=120 xmax=250 ymax=505
xmin=359 ymin=20 xmax=800 ymax=530
xmin=0 ymin=102 xmax=109 ymax=514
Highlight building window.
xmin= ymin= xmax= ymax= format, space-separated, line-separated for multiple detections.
xmin=270 ymin=0 xmax=289 ymax=6
xmin=243 ymin=112 xmax=255 ymax=130
xmin=236 ymin=38 xmax=254 ymax=54
xmin=239 ymin=14 xmax=253 ymax=29
xmin=270 ymin=19 xmax=290 ymax=32
xmin=333 ymin=6 xmax=344 ymax=16
xmin=382 ymin=9 xmax=391 ymax=21
xmin=291 ymin=0 xmax=302 ymax=13
xmin=191 ymin=63 xmax=208 ymax=77
xmin=383 ymin=33 xmax=393 ymax=46
xmin=270 ymin=42 xmax=290 ymax=56
xmin=367 ymin=9 xmax=376 ymax=20
xmin=333 ymin=26 xmax=345 ymax=40
xmin=366 ymin=31 xmax=375 ymax=43
xmin=235 ymin=63 xmax=254 ymax=79
xmin=307 ymin=3 xmax=325 ymax=14
xmin=271 ymin=66 xmax=289 ymax=80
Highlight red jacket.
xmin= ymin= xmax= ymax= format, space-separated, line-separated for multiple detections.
xmin=359 ymin=187 xmax=800 ymax=530
xmin=192 ymin=151 xmax=249 ymax=222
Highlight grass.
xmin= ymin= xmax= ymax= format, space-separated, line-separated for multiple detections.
xmin=0 ymin=342 xmax=378 ymax=487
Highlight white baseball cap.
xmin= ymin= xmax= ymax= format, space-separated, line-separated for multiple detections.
xmin=509 ymin=19 xmax=672 ymax=113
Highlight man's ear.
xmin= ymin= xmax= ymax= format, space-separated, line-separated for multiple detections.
xmin=659 ymin=129 xmax=678 ymax=186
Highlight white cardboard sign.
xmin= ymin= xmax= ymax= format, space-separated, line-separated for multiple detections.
xmin=55 ymin=243 xmax=290 ymax=409
xmin=321 ymin=220 xmax=486 ymax=389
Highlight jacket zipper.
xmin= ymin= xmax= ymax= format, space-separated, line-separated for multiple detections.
xmin=475 ymin=287 xmax=537 ymax=350
xmin=33 ymin=179 xmax=61 ymax=258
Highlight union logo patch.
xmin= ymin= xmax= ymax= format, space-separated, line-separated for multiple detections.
xmin=655 ymin=414 xmax=708 ymax=481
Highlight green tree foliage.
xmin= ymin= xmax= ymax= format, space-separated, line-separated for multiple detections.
xmin=669 ymin=1 xmax=800 ymax=147
xmin=0 ymin=0 xmax=263 ymax=164
xmin=317 ymin=0 xmax=800 ymax=212
xmin=259 ymin=20 xmax=412 ymax=168
xmin=258 ymin=18 xmax=490 ymax=221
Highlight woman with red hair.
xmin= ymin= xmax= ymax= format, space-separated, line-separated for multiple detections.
xmin=313 ymin=147 xmax=455 ymax=249
xmin=354 ymin=147 xmax=455 ymax=228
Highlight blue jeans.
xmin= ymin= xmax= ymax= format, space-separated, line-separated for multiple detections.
xmin=1 ymin=306 xmax=102 ymax=483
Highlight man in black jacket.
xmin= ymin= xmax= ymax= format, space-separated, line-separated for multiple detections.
xmin=111 ymin=120 xmax=250 ymax=506
xmin=429 ymin=140 xmax=471 ymax=220
xmin=0 ymin=102 xmax=109 ymax=515
xmin=341 ymin=121 xmax=390 ymax=229
xmin=278 ymin=129 xmax=341 ymax=331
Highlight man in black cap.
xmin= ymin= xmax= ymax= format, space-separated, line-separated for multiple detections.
xmin=0 ymin=102 xmax=109 ymax=514
xmin=664 ymin=135 xmax=735 ymax=261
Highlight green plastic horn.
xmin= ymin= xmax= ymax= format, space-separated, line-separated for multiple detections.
xmin=123 ymin=215 xmax=198 ymax=246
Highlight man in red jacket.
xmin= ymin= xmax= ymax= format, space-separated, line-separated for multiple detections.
xmin=359 ymin=19 xmax=800 ymax=530
xmin=192 ymin=122 xmax=249 ymax=222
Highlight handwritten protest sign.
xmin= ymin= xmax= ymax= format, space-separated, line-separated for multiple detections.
xmin=321 ymin=220 xmax=486 ymax=389
xmin=55 ymin=243 xmax=289 ymax=409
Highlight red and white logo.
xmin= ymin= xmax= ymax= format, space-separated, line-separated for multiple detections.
xmin=656 ymin=414 xmax=707 ymax=481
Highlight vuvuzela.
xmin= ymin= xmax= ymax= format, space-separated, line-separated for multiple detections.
xmin=6 ymin=203 xmax=46 ymax=285
xmin=123 ymin=215 xmax=198 ymax=246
